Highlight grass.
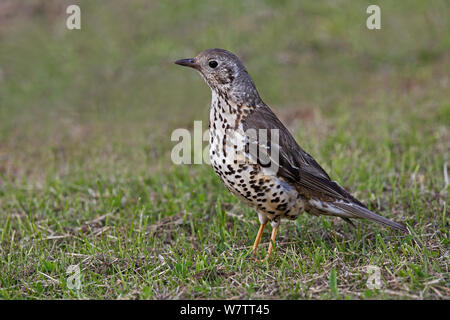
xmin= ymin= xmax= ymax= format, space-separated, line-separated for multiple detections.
xmin=0 ymin=0 xmax=449 ymax=299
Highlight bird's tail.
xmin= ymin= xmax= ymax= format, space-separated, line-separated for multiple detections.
xmin=332 ymin=201 xmax=407 ymax=232
xmin=308 ymin=198 xmax=407 ymax=232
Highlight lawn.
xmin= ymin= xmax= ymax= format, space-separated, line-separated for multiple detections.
xmin=0 ymin=0 xmax=448 ymax=299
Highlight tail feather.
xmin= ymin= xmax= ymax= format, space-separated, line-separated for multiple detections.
xmin=333 ymin=201 xmax=407 ymax=232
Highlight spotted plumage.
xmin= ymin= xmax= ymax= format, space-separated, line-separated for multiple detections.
xmin=175 ymin=48 xmax=407 ymax=260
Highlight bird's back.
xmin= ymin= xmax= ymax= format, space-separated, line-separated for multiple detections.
xmin=242 ymin=102 xmax=407 ymax=232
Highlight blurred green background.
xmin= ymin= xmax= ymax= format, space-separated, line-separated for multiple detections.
xmin=0 ymin=0 xmax=448 ymax=299
xmin=0 ymin=0 xmax=448 ymax=182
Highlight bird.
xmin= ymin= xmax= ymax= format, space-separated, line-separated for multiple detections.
xmin=175 ymin=48 xmax=407 ymax=261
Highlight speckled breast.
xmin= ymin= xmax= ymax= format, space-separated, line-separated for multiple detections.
xmin=208 ymin=94 xmax=306 ymax=223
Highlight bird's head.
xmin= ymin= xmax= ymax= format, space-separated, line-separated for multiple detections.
xmin=175 ymin=48 xmax=260 ymax=105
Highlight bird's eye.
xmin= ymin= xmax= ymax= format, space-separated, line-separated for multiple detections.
xmin=208 ymin=60 xmax=218 ymax=68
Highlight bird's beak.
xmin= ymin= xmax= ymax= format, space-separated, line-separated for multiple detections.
xmin=174 ymin=58 xmax=198 ymax=69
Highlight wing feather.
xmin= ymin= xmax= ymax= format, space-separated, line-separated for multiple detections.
xmin=242 ymin=104 xmax=351 ymax=201
xmin=240 ymin=101 xmax=406 ymax=232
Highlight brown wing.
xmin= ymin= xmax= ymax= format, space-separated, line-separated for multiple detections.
xmin=242 ymin=103 xmax=365 ymax=205
xmin=241 ymin=104 xmax=409 ymax=232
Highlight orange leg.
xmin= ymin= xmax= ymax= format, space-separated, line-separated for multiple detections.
xmin=266 ymin=226 xmax=278 ymax=260
xmin=252 ymin=224 xmax=279 ymax=262
xmin=252 ymin=223 xmax=266 ymax=257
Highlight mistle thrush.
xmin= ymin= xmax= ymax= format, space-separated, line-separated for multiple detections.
xmin=175 ymin=48 xmax=407 ymax=261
